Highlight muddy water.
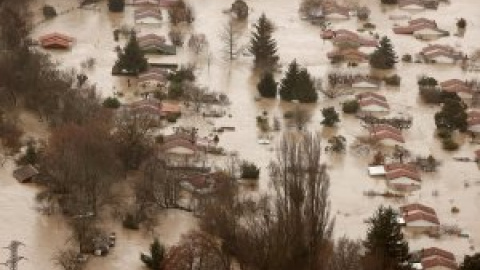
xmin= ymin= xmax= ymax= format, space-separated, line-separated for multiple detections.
xmin=1 ymin=0 xmax=478 ymax=268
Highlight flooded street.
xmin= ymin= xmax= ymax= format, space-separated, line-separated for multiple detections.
xmin=1 ymin=0 xmax=480 ymax=268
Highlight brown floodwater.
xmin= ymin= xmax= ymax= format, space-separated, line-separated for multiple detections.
xmin=1 ymin=0 xmax=479 ymax=268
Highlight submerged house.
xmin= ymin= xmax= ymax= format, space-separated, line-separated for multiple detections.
xmin=124 ymin=98 xmax=181 ymax=121
xmin=38 ymin=32 xmax=75 ymax=49
xmin=357 ymin=92 xmax=390 ymax=114
xmin=399 ymin=203 xmax=440 ymax=233
xmin=385 ymin=163 xmax=420 ymax=191
xmin=327 ymin=48 xmax=369 ymax=63
xmin=419 ymin=44 xmax=463 ymax=63
xmin=393 ymin=18 xmax=448 ymax=40
xmin=331 ymin=29 xmax=378 ymax=48
xmin=440 ymin=79 xmax=474 ymax=100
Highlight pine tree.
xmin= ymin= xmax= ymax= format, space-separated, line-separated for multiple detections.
xmin=296 ymin=68 xmax=317 ymax=103
xmin=369 ymin=36 xmax=397 ymax=69
xmin=434 ymin=98 xmax=468 ymax=132
xmin=279 ymin=60 xmax=299 ymax=101
xmin=321 ymin=107 xmax=340 ymax=127
xmin=141 ymin=238 xmax=165 ymax=270
xmin=116 ymin=31 xmax=148 ymax=75
xmin=364 ymin=206 xmax=410 ymax=270
xmin=461 ymin=253 xmax=480 ymax=270
xmin=257 ymin=72 xmax=277 ymax=98
xmin=249 ymin=13 xmax=279 ymax=70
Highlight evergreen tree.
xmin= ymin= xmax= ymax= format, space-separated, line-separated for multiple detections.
xmin=296 ymin=68 xmax=317 ymax=103
xmin=249 ymin=13 xmax=279 ymax=70
xmin=434 ymin=98 xmax=468 ymax=132
xmin=321 ymin=107 xmax=340 ymax=127
xmin=369 ymin=36 xmax=397 ymax=69
xmin=257 ymin=72 xmax=277 ymax=98
xmin=364 ymin=206 xmax=410 ymax=270
xmin=108 ymin=0 xmax=125 ymax=12
xmin=279 ymin=60 xmax=299 ymax=101
xmin=461 ymin=253 xmax=480 ymax=270
xmin=141 ymin=238 xmax=165 ymax=270
xmin=115 ymin=31 xmax=148 ymax=75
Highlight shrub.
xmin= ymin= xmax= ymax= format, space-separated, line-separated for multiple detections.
xmin=108 ymin=0 xmax=125 ymax=12
xmin=451 ymin=206 xmax=460 ymax=214
xmin=417 ymin=76 xmax=437 ymax=87
xmin=168 ymin=82 xmax=184 ymax=99
xmin=457 ymin=18 xmax=466 ymax=29
xmin=42 ymin=5 xmax=57 ymax=19
xmin=321 ymin=107 xmax=340 ymax=127
xmin=166 ymin=113 xmax=179 ymax=123
xmin=419 ymin=87 xmax=441 ymax=104
xmin=401 ymin=54 xmax=412 ymax=63
xmin=363 ymin=22 xmax=376 ymax=29
xmin=342 ymin=100 xmax=359 ymax=114
xmin=123 ymin=213 xmax=140 ymax=230
xmin=103 ymin=97 xmax=121 ymax=109
xmin=385 ymin=74 xmax=401 ymax=86
xmin=17 ymin=142 xmax=38 ymax=166
xmin=283 ymin=111 xmax=294 ymax=119
xmin=113 ymin=29 xmax=120 ymax=42
xmin=240 ymin=161 xmax=260 ymax=179
xmin=442 ymin=138 xmax=459 ymax=151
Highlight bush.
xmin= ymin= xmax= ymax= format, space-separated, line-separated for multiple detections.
xmin=166 ymin=113 xmax=179 ymax=123
xmin=417 ymin=76 xmax=438 ymax=87
xmin=168 ymin=82 xmax=184 ymax=99
xmin=401 ymin=54 xmax=412 ymax=63
xmin=419 ymin=87 xmax=441 ymax=104
xmin=42 ymin=5 xmax=57 ymax=19
xmin=123 ymin=213 xmax=140 ymax=230
xmin=321 ymin=107 xmax=340 ymax=127
xmin=342 ymin=100 xmax=359 ymax=114
xmin=363 ymin=22 xmax=376 ymax=29
xmin=283 ymin=111 xmax=294 ymax=119
xmin=240 ymin=161 xmax=260 ymax=179
xmin=385 ymin=74 xmax=401 ymax=86
xmin=17 ymin=142 xmax=38 ymax=166
xmin=442 ymin=138 xmax=459 ymax=151
xmin=457 ymin=18 xmax=466 ymax=29
xmin=108 ymin=0 xmax=125 ymax=12
xmin=103 ymin=97 xmax=121 ymax=109
xmin=451 ymin=206 xmax=460 ymax=214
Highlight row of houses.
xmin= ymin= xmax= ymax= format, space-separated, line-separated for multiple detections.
xmin=398 ymin=0 xmax=440 ymax=10
xmin=323 ymin=29 xmax=378 ymax=64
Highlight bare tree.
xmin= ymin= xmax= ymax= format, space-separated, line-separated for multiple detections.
xmin=219 ymin=20 xmax=240 ymax=61
xmin=164 ymin=231 xmax=231 ymax=270
xmin=188 ymin=33 xmax=208 ymax=55
xmin=52 ymin=249 xmax=85 ymax=270
xmin=327 ymin=237 xmax=363 ymax=270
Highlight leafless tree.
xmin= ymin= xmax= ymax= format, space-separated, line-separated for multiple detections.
xmin=113 ymin=110 xmax=156 ymax=170
xmin=326 ymin=237 xmax=363 ymax=270
xmin=164 ymin=231 xmax=231 ymax=270
xmin=219 ymin=20 xmax=241 ymax=61
xmin=183 ymin=82 xmax=208 ymax=113
xmin=52 ymin=248 xmax=85 ymax=270
xmin=188 ymin=33 xmax=208 ymax=55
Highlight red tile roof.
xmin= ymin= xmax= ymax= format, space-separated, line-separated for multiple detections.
xmin=371 ymin=130 xmax=405 ymax=143
xmin=404 ymin=211 xmax=439 ymax=225
xmin=385 ymin=163 xmax=417 ymax=173
xmin=386 ymin=168 xmax=420 ymax=181
xmin=422 ymin=257 xmax=458 ymax=270
xmin=38 ymin=32 xmax=74 ymax=49
xmin=422 ymin=247 xmax=456 ymax=262
xmin=356 ymin=92 xmax=387 ymax=102
xmin=400 ymin=203 xmax=436 ymax=216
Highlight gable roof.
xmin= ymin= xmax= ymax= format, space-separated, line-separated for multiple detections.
xmin=371 ymin=130 xmax=404 ymax=143
xmin=38 ymin=32 xmax=74 ymax=49
xmin=386 ymin=168 xmax=420 ymax=181
xmin=422 ymin=257 xmax=458 ymax=270
xmin=13 ymin=165 xmax=39 ymax=183
xmin=359 ymin=98 xmax=390 ymax=109
xmin=400 ymin=203 xmax=436 ymax=216
xmin=385 ymin=163 xmax=417 ymax=173
xmin=404 ymin=211 xmax=439 ymax=225
xmin=356 ymin=92 xmax=387 ymax=101
xmin=422 ymin=247 xmax=456 ymax=262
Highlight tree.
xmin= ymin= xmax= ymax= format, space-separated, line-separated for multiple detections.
xmin=296 ymin=68 xmax=318 ymax=103
xmin=114 ymin=31 xmax=148 ymax=75
xmin=460 ymin=253 xmax=480 ymax=270
xmin=113 ymin=111 xmax=155 ymax=170
xmin=231 ymin=0 xmax=248 ymax=20
xmin=369 ymin=36 xmax=397 ymax=69
xmin=328 ymin=237 xmax=363 ymax=270
xmin=321 ymin=107 xmax=340 ymax=127
xmin=326 ymin=135 xmax=346 ymax=153
xmin=102 ymin=97 xmax=120 ymax=109
xmin=249 ymin=13 xmax=278 ymax=70
xmin=279 ymin=60 xmax=299 ymax=101
xmin=141 ymin=238 xmax=166 ymax=270
xmin=188 ymin=33 xmax=208 ymax=55
xmin=434 ymin=98 xmax=468 ymax=132
xmin=363 ymin=206 xmax=410 ymax=270
xmin=52 ymin=248 xmax=84 ymax=270
xmin=164 ymin=231 xmax=231 ymax=270
xmin=168 ymin=0 xmax=194 ymax=25
xmin=219 ymin=21 xmax=240 ymax=61
xmin=108 ymin=0 xmax=125 ymax=12
xmin=457 ymin=18 xmax=467 ymax=30
xmin=257 ymin=72 xmax=277 ymax=98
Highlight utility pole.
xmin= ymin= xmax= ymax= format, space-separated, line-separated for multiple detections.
xmin=1 ymin=241 xmax=26 ymax=270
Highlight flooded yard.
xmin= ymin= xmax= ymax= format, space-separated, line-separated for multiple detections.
xmin=1 ymin=0 xmax=480 ymax=268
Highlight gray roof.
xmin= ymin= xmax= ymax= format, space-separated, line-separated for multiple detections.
xmin=13 ymin=164 xmax=39 ymax=183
